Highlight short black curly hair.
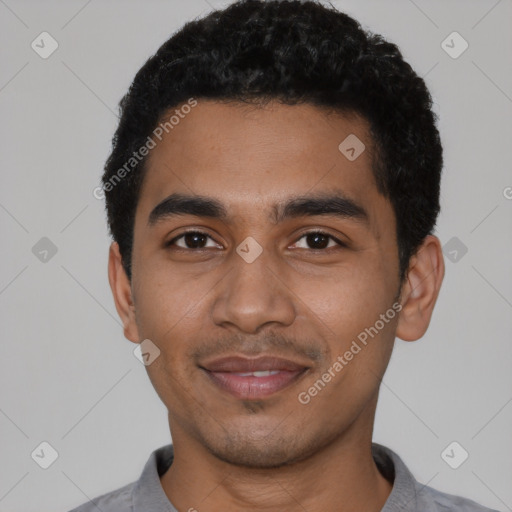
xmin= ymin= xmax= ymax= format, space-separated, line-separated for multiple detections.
xmin=101 ymin=0 xmax=443 ymax=283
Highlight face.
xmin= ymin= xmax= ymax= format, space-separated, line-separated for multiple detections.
xmin=119 ymin=100 xmax=405 ymax=468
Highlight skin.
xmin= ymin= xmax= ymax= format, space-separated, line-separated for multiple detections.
xmin=108 ymin=100 xmax=445 ymax=512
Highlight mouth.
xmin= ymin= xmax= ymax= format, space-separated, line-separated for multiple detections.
xmin=199 ymin=355 xmax=310 ymax=400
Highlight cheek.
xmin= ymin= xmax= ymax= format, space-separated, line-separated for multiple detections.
xmin=134 ymin=273 xmax=205 ymax=402
xmin=132 ymin=262 xmax=212 ymax=342
xmin=298 ymin=266 xmax=392 ymax=331
xmin=297 ymin=267 xmax=398 ymax=378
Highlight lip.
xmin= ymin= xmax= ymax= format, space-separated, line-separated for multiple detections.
xmin=200 ymin=355 xmax=310 ymax=400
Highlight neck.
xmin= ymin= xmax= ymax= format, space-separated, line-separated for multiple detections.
xmin=160 ymin=397 xmax=392 ymax=512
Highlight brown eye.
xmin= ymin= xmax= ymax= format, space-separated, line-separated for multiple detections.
xmin=293 ymin=231 xmax=345 ymax=250
xmin=167 ymin=231 xmax=221 ymax=250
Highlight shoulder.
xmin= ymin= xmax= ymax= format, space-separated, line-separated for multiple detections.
xmin=67 ymin=444 xmax=175 ymax=512
xmin=418 ymin=482 xmax=500 ymax=512
xmin=372 ymin=443 xmax=498 ymax=512
xmin=67 ymin=481 xmax=135 ymax=512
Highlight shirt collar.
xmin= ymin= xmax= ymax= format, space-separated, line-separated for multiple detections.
xmin=373 ymin=443 xmax=421 ymax=511
xmin=132 ymin=444 xmax=177 ymax=512
xmin=131 ymin=443 xmax=424 ymax=511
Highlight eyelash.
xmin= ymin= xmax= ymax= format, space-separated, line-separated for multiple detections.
xmin=165 ymin=230 xmax=346 ymax=251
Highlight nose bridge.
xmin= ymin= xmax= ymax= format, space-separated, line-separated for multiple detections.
xmin=211 ymin=243 xmax=296 ymax=333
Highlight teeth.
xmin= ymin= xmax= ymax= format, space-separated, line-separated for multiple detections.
xmin=234 ymin=370 xmax=281 ymax=377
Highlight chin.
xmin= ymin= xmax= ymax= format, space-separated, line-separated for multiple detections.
xmin=200 ymin=428 xmax=322 ymax=469
xmin=209 ymin=445 xmax=302 ymax=469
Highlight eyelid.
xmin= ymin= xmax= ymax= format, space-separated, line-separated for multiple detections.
xmin=165 ymin=228 xmax=221 ymax=248
xmin=165 ymin=228 xmax=347 ymax=250
xmin=292 ymin=229 xmax=347 ymax=249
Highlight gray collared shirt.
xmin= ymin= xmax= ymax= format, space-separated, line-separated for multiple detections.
xmin=68 ymin=443 xmax=498 ymax=511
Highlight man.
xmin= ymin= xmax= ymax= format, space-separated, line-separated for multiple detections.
xmin=70 ymin=0 xmax=498 ymax=510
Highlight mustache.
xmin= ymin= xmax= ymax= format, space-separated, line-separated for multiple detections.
xmin=189 ymin=331 xmax=325 ymax=364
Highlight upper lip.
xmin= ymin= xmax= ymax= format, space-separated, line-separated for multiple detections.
xmin=200 ymin=355 xmax=310 ymax=373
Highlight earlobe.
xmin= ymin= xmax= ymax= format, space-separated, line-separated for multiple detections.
xmin=108 ymin=242 xmax=140 ymax=343
xmin=395 ymin=235 xmax=445 ymax=342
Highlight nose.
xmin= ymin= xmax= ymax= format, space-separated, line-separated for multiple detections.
xmin=211 ymin=248 xmax=296 ymax=334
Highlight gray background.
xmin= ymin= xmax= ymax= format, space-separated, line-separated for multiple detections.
xmin=0 ymin=0 xmax=511 ymax=510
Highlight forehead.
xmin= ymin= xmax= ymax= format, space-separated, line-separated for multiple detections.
xmin=136 ymin=100 xmax=393 ymax=231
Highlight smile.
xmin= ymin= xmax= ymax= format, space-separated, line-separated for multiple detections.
xmin=200 ymin=355 xmax=310 ymax=400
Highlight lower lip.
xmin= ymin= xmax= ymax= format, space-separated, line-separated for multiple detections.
xmin=204 ymin=369 xmax=307 ymax=400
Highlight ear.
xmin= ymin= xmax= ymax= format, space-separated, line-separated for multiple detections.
xmin=108 ymin=242 xmax=140 ymax=343
xmin=395 ymin=235 xmax=445 ymax=342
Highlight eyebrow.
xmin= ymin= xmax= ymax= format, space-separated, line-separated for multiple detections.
xmin=147 ymin=191 xmax=369 ymax=227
